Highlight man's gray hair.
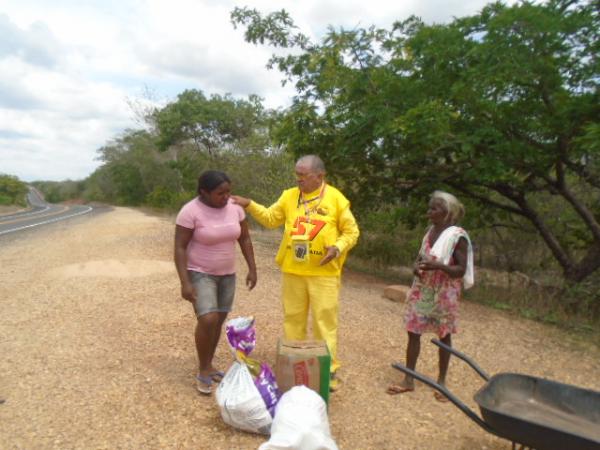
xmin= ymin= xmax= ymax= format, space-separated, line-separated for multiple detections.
xmin=297 ymin=154 xmax=326 ymax=174
xmin=431 ymin=190 xmax=465 ymax=224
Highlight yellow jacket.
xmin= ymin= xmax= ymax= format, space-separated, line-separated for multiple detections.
xmin=246 ymin=183 xmax=359 ymax=276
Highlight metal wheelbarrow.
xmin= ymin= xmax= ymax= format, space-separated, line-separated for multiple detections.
xmin=392 ymin=339 xmax=600 ymax=450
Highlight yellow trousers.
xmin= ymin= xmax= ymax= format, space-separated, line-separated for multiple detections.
xmin=281 ymin=273 xmax=341 ymax=373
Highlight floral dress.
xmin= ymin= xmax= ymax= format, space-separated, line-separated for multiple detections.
xmin=404 ymin=229 xmax=464 ymax=338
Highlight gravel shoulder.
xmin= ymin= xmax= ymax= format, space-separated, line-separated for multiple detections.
xmin=1 ymin=207 xmax=599 ymax=450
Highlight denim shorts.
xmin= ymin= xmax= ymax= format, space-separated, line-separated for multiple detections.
xmin=188 ymin=271 xmax=236 ymax=317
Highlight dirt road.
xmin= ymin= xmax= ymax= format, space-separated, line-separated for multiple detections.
xmin=1 ymin=207 xmax=599 ymax=449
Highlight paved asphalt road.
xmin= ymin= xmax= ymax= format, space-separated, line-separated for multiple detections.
xmin=0 ymin=188 xmax=94 ymax=236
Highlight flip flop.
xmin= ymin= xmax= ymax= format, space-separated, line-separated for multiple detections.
xmin=210 ymin=370 xmax=225 ymax=383
xmin=386 ymin=384 xmax=414 ymax=395
xmin=195 ymin=374 xmax=213 ymax=395
xmin=433 ymin=391 xmax=449 ymax=403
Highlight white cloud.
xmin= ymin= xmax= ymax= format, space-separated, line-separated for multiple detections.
xmin=0 ymin=0 xmax=513 ymax=182
xmin=0 ymin=14 xmax=62 ymax=68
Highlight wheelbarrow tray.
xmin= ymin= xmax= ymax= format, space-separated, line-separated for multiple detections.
xmin=474 ymin=372 xmax=600 ymax=450
xmin=393 ymin=340 xmax=600 ymax=449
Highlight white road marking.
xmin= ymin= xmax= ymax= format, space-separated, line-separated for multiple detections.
xmin=0 ymin=206 xmax=93 ymax=236
xmin=0 ymin=205 xmax=51 ymax=220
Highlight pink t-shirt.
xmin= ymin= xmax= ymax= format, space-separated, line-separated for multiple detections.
xmin=176 ymin=198 xmax=245 ymax=275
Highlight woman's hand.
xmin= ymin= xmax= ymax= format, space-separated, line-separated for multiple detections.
xmin=413 ymin=261 xmax=424 ymax=279
xmin=246 ymin=269 xmax=257 ymax=290
xmin=415 ymin=238 xmax=468 ymax=279
xmin=418 ymin=259 xmax=444 ymax=272
xmin=180 ymin=281 xmax=196 ymax=303
xmin=414 ymin=255 xmax=444 ymax=278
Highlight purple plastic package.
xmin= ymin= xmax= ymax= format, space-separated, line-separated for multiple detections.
xmin=254 ymin=363 xmax=281 ymax=417
xmin=224 ymin=316 xmax=281 ymax=415
xmin=225 ymin=317 xmax=256 ymax=356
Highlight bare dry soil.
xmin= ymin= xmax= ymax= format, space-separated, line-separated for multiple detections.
xmin=1 ymin=207 xmax=599 ymax=449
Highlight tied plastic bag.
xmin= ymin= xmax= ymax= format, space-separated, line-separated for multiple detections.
xmin=255 ymin=362 xmax=280 ymax=417
xmin=258 ymin=385 xmax=338 ymax=450
xmin=225 ymin=316 xmax=256 ymax=356
xmin=216 ymin=361 xmax=272 ymax=435
xmin=234 ymin=353 xmax=281 ymax=417
xmin=217 ymin=316 xmax=281 ymax=434
xmin=227 ymin=317 xmax=281 ymax=416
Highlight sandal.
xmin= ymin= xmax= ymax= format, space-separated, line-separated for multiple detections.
xmin=434 ymin=391 xmax=449 ymax=403
xmin=210 ymin=370 xmax=225 ymax=383
xmin=329 ymin=372 xmax=342 ymax=392
xmin=195 ymin=374 xmax=213 ymax=395
xmin=386 ymin=384 xmax=414 ymax=395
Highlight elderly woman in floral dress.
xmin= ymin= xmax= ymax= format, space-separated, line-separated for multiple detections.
xmin=387 ymin=191 xmax=474 ymax=401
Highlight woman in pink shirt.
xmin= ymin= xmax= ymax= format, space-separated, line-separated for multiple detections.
xmin=174 ymin=170 xmax=257 ymax=395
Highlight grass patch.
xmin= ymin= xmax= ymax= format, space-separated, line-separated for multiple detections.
xmin=347 ymin=254 xmax=600 ymax=348
xmin=485 ymin=300 xmax=512 ymax=311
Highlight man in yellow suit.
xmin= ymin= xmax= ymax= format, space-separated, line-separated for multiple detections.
xmin=232 ymin=155 xmax=359 ymax=391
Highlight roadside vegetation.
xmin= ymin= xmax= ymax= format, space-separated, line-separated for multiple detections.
xmin=7 ymin=0 xmax=598 ymax=337
xmin=0 ymin=174 xmax=28 ymax=207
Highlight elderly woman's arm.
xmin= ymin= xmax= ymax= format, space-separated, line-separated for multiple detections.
xmin=418 ymin=237 xmax=468 ymax=279
xmin=174 ymin=225 xmax=196 ymax=302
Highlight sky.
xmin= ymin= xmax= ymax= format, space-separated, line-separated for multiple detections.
xmin=1 ymin=0 xmax=509 ymax=182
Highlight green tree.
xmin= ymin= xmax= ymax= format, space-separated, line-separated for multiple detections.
xmin=87 ymin=92 xmax=290 ymax=211
xmin=32 ymin=180 xmax=85 ymax=203
xmin=232 ymin=0 xmax=600 ymax=282
xmin=92 ymin=129 xmax=181 ymax=205
xmin=0 ymin=174 xmax=28 ymax=205
xmin=152 ymin=89 xmax=268 ymax=156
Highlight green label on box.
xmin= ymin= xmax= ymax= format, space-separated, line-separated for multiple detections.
xmin=318 ymin=354 xmax=331 ymax=404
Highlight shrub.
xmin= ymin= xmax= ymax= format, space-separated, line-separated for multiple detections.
xmin=0 ymin=174 xmax=28 ymax=205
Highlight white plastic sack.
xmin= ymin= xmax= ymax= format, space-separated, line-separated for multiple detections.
xmin=216 ymin=361 xmax=272 ymax=435
xmin=258 ymin=385 xmax=338 ymax=450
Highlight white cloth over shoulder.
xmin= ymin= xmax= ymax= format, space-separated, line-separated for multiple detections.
xmin=427 ymin=225 xmax=474 ymax=289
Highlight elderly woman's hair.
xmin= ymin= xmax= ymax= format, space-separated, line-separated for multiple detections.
xmin=197 ymin=170 xmax=230 ymax=195
xmin=431 ymin=190 xmax=465 ymax=224
xmin=297 ymin=154 xmax=326 ymax=174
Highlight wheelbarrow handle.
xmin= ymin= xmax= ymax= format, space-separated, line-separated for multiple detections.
xmin=392 ymin=363 xmax=497 ymax=436
xmin=431 ymin=339 xmax=490 ymax=382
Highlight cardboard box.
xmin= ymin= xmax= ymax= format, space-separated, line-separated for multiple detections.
xmin=275 ymin=339 xmax=331 ymax=404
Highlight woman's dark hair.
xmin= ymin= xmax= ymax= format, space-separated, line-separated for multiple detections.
xmin=197 ymin=170 xmax=230 ymax=195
